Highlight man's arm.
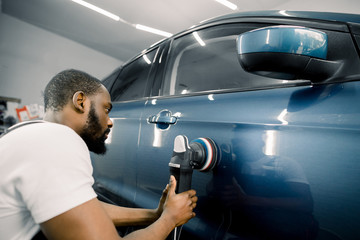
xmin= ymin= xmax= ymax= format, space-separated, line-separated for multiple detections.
xmin=100 ymin=202 xmax=159 ymax=226
xmin=40 ymin=198 xmax=121 ymax=240
xmin=100 ymin=183 xmax=168 ymax=226
xmin=40 ymin=176 xmax=197 ymax=240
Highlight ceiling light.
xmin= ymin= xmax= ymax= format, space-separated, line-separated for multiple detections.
xmin=71 ymin=0 xmax=120 ymax=21
xmin=215 ymin=0 xmax=238 ymax=10
xmin=71 ymin=0 xmax=172 ymax=38
xmin=279 ymin=10 xmax=291 ymax=16
xmin=142 ymin=54 xmax=152 ymax=64
xmin=192 ymin=32 xmax=206 ymax=46
xmin=135 ymin=24 xmax=172 ymax=38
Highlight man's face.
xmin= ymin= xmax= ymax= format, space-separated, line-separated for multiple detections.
xmin=80 ymin=104 xmax=108 ymax=154
xmin=80 ymin=87 xmax=112 ymax=154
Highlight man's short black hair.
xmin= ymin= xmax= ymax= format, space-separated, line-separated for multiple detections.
xmin=44 ymin=69 xmax=103 ymax=111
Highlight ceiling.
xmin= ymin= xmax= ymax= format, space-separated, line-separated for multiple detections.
xmin=1 ymin=0 xmax=359 ymax=62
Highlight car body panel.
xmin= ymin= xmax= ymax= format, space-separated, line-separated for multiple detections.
xmin=92 ymin=101 xmax=146 ymax=207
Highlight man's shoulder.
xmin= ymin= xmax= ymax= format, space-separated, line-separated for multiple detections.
xmin=31 ymin=122 xmax=81 ymax=142
xmin=3 ymin=121 xmax=79 ymax=144
xmin=13 ymin=120 xmax=74 ymax=134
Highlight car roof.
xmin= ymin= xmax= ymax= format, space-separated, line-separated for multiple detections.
xmin=205 ymin=10 xmax=360 ymax=25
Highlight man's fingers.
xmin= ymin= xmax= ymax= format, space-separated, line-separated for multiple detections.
xmin=168 ymin=175 xmax=177 ymax=196
xmin=191 ymin=202 xmax=197 ymax=209
xmin=162 ymin=184 xmax=169 ymax=195
xmin=184 ymin=189 xmax=197 ymax=198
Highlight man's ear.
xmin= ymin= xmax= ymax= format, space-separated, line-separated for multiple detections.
xmin=72 ymin=91 xmax=86 ymax=113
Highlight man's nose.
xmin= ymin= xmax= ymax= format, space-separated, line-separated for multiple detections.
xmin=107 ymin=118 xmax=113 ymax=129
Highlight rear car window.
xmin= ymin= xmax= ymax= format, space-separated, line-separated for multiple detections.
xmin=102 ymin=67 xmax=121 ymax=92
xmin=110 ymin=49 xmax=157 ymax=101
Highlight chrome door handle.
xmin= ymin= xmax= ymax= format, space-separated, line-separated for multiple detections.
xmin=148 ymin=110 xmax=177 ymax=124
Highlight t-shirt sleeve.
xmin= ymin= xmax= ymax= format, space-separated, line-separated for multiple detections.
xmin=16 ymin=125 xmax=97 ymax=224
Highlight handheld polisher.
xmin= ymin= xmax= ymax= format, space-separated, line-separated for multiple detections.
xmin=168 ymin=135 xmax=219 ymax=240
xmin=169 ymin=135 xmax=218 ymax=193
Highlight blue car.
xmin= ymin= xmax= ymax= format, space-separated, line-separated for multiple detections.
xmin=91 ymin=11 xmax=360 ymax=240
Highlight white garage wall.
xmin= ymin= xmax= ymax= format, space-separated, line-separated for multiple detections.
xmin=0 ymin=12 xmax=123 ymax=111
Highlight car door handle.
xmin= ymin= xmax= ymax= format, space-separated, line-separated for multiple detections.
xmin=148 ymin=110 xmax=177 ymax=124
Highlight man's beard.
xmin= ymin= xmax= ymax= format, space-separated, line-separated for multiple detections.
xmin=80 ymin=104 xmax=110 ymax=155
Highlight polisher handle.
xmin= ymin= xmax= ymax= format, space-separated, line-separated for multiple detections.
xmin=177 ymin=168 xmax=193 ymax=193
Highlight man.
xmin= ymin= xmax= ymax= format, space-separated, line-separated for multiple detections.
xmin=0 ymin=69 xmax=197 ymax=240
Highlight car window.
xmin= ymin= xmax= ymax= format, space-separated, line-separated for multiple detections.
xmin=102 ymin=67 xmax=121 ymax=92
xmin=162 ymin=24 xmax=308 ymax=96
xmin=110 ymin=49 xmax=157 ymax=101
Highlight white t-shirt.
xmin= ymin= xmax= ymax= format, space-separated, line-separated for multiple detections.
xmin=0 ymin=122 xmax=97 ymax=240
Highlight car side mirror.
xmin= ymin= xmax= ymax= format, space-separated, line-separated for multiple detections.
xmin=237 ymin=26 xmax=342 ymax=82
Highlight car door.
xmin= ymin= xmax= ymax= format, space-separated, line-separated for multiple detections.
xmin=134 ymin=20 xmax=360 ymax=240
xmin=92 ymin=48 xmax=158 ymax=208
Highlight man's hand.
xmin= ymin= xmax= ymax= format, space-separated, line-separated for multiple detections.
xmin=155 ymin=182 xmax=169 ymax=218
xmin=162 ymin=175 xmax=198 ymax=227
